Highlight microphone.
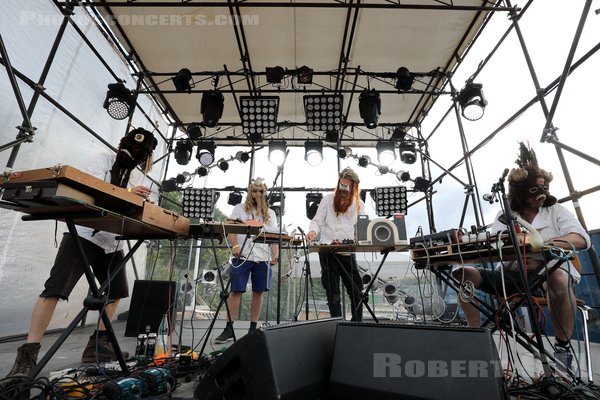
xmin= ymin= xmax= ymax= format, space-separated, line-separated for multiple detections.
xmin=482 ymin=193 xmax=494 ymax=204
xmin=501 ymin=168 xmax=509 ymax=181
xmin=297 ymin=226 xmax=305 ymax=236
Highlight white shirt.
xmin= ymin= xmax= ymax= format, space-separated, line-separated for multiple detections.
xmin=230 ymin=203 xmax=278 ymax=262
xmin=490 ymin=203 xmax=590 ymax=281
xmin=77 ymin=152 xmax=147 ymax=253
xmin=308 ymin=193 xmax=366 ymax=243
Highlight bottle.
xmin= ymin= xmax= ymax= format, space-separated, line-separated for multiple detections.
xmin=135 ymin=334 xmax=147 ymax=358
xmin=146 ymin=333 xmax=157 ymax=357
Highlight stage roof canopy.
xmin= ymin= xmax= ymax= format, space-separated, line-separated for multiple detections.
xmin=92 ymin=0 xmax=505 ymax=147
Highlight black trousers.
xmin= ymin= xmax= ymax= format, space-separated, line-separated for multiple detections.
xmin=318 ymin=251 xmax=363 ymax=321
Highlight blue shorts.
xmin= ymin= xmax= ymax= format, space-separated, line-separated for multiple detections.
xmin=229 ymin=258 xmax=272 ymax=293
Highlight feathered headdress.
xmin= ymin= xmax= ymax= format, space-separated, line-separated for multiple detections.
xmin=507 ymin=142 xmax=556 ymax=211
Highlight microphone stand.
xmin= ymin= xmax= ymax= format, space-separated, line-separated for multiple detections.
xmin=491 ymin=169 xmax=558 ymax=390
xmin=297 ymin=227 xmax=313 ymax=321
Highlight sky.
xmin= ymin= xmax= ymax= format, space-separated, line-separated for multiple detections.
xmin=166 ymin=1 xmax=600 ymax=240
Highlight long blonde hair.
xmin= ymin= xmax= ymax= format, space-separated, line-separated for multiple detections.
xmin=244 ymin=177 xmax=271 ymax=224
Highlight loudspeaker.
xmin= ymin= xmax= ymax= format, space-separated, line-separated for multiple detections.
xmin=329 ymin=322 xmax=508 ymax=400
xmin=125 ymin=280 xmax=176 ymax=337
xmin=194 ymin=318 xmax=340 ymax=400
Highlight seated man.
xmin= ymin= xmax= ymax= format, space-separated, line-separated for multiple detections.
xmin=453 ymin=142 xmax=590 ymax=371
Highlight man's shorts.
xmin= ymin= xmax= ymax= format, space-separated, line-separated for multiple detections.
xmin=478 ymin=268 xmax=543 ymax=297
xmin=229 ymin=258 xmax=272 ymax=293
xmin=40 ymin=233 xmax=129 ymax=300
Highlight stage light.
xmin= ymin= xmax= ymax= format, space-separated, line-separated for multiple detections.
xmin=196 ymin=140 xmax=216 ymax=166
xmin=376 ymin=140 xmax=396 ymax=166
xmin=357 ymin=155 xmax=370 ymax=168
xmin=228 ymin=191 xmax=243 ymax=206
xmin=338 ymin=147 xmax=352 ymax=159
xmin=161 ymin=177 xmax=178 ymax=192
xmin=201 ymin=90 xmax=224 ymax=128
xmin=304 ymin=95 xmax=343 ymax=133
xmin=304 ymin=140 xmax=323 ymax=166
xmin=396 ymin=170 xmax=411 ymax=183
xmin=325 ymin=130 xmax=339 ymax=143
xmin=297 ymin=65 xmax=313 ymax=84
xmin=103 ymin=82 xmax=136 ymax=120
xmin=458 ymin=82 xmax=487 ymax=121
xmin=174 ymin=140 xmax=193 ymax=166
xmin=182 ymin=188 xmax=216 ymax=220
xmin=266 ymin=66 xmax=285 ymax=84
xmin=383 ymin=283 xmax=401 ymax=305
xmin=235 ymin=151 xmax=250 ymax=163
xmin=176 ymin=172 xmax=191 ymax=184
xmin=217 ymin=158 xmax=229 ymax=171
xmin=240 ymin=96 xmax=279 ymax=138
xmin=391 ymin=126 xmax=407 ymax=142
xmin=197 ymin=166 xmax=210 ymax=177
xmin=172 ymin=68 xmax=193 ymax=92
xmin=186 ymin=123 xmax=202 ymax=140
xmin=414 ymin=177 xmax=430 ymax=192
xmin=268 ymin=140 xmax=287 ymax=166
xmin=305 ymin=192 xmax=323 ymax=219
xmin=378 ymin=165 xmax=389 ymax=175
xmin=395 ymin=67 xmax=414 ymax=91
xmin=373 ymin=186 xmax=408 ymax=216
xmin=399 ymin=142 xmax=417 ymax=164
xmin=268 ymin=190 xmax=285 ymax=217
xmin=358 ymin=89 xmax=381 ymax=129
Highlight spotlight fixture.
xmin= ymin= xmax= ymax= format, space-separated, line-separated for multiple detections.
xmin=196 ymin=140 xmax=216 ymax=166
xmin=303 ymin=95 xmax=343 ymax=133
xmin=297 ymin=65 xmax=313 ymax=84
xmin=325 ymin=130 xmax=339 ymax=143
xmin=174 ymin=140 xmax=193 ymax=166
xmin=378 ymin=165 xmax=390 ymax=175
xmin=338 ymin=147 xmax=352 ymax=159
xmin=201 ymin=90 xmax=224 ymax=128
xmin=240 ymin=96 xmax=279 ymax=138
xmin=176 ymin=172 xmax=191 ymax=184
xmin=395 ymin=67 xmax=414 ymax=91
xmin=217 ymin=158 xmax=229 ymax=171
xmin=268 ymin=190 xmax=285 ymax=217
xmin=182 ymin=188 xmax=216 ymax=220
xmin=358 ymin=89 xmax=381 ymax=129
xmin=458 ymin=82 xmax=487 ymax=121
xmin=235 ymin=151 xmax=250 ymax=163
xmin=305 ymin=192 xmax=323 ymax=219
xmin=266 ymin=66 xmax=285 ymax=84
xmin=396 ymin=170 xmax=411 ymax=183
xmin=413 ymin=177 xmax=430 ymax=192
xmin=399 ymin=142 xmax=417 ymax=164
xmin=197 ymin=166 xmax=210 ymax=177
xmin=161 ymin=178 xmax=179 ymax=192
xmin=172 ymin=68 xmax=193 ymax=92
xmin=186 ymin=123 xmax=202 ymax=140
xmin=391 ymin=127 xmax=407 ymax=142
xmin=373 ymin=186 xmax=408 ymax=216
xmin=268 ymin=140 xmax=287 ymax=166
xmin=376 ymin=140 xmax=396 ymax=166
xmin=357 ymin=155 xmax=371 ymax=168
xmin=228 ymin=191 xmax=243 ymax=206
xmin=304 ymin=140 xmax=323 ymax=166
xmin=103 ymin=82 xmax=137 ymax=120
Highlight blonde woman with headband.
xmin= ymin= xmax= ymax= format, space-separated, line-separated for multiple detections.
xmin=214 ymin=178 xmax=279 ymax=343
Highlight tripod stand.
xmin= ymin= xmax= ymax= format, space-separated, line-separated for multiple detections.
xmin=197 ymin=231 xmax=251 ymax=356
xmin=295 ymin=228 xmax=318 ymax=321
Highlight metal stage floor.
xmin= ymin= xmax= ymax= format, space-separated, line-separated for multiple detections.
xmin=1 ymin=319 xmax=599 ymax=399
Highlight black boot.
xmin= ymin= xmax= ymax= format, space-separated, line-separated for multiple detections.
xmin=81 ymin=333 xmax=129 ymax=363
xmin=6 ymin=343 xmax=41 ymax=378
xmin=214 ymin=322 xmax=234 ymax=344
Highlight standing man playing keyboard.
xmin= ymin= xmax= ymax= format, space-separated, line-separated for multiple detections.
xmin=6 ymin=128 xmax=157 ymax=378
xmin=306 ymin=167 xmax=366 ymax=322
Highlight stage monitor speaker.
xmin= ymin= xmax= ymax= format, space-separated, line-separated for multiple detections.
xmin=194 ymin=318 xmax=340 ymax=400
xmin=329 ymin=322 xmax=508 ymax=400
xmin=124 ymin=280 xmax=176 ymax=337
